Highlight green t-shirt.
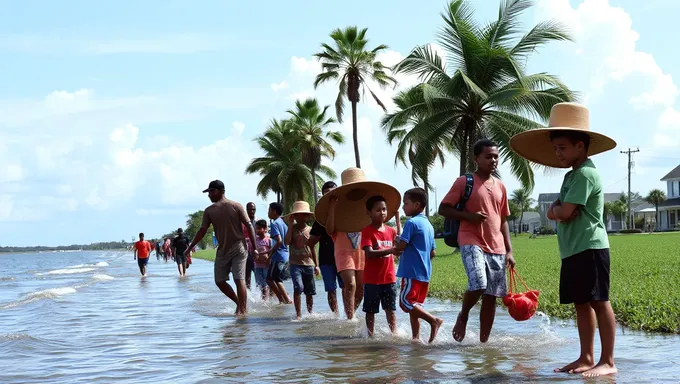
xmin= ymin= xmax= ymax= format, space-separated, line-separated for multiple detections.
xmin=557 ymin=159 xmax=609 ymax=259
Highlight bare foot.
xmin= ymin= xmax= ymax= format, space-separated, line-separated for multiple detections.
xmin=429 ymin=318 xmax=444 ymax=343
xmin=582 ymin=363 xmax=617 ymax=378
xmin=452 ymin=313 xmax=468 ymax=342
xmin=554 ymin=357 xmax=595 ymax=374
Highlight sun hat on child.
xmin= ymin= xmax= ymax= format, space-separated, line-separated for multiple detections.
xmin=314 ymin=167 xmax=401 ymax=233
xmin=509 ymin=102 xmax=617 ymax=168
xmin=286 ymin=201 xmax=314 ymax=217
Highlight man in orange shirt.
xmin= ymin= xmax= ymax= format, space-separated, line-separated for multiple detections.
xmin=134 ymin=232 xmax=152 ymax=276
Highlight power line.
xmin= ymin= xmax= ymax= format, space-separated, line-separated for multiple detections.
xmin=621 ymin=148 xmax=640 ymax=229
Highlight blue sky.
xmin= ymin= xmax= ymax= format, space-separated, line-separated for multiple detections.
xmin=2 ymin=0 xmax=680 ymax=246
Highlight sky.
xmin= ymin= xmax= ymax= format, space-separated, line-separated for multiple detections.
xmin=2 ymin=0 xmax=680 ymax=246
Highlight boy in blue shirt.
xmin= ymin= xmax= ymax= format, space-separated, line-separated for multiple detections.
xmin=393 ymin=188 xmax=444 ymax=343
xmin=266 ymin=202 xmax=292 ymax=304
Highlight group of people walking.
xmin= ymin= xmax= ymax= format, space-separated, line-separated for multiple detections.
xmin=158 ymin=103 xmax=617 ymax=377
xmin=133 ymin=229 xmax=193 ymax=277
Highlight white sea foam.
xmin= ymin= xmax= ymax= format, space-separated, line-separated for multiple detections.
xmin=91 ymin=274 xmax=114 ymax=282
xmin=37 ymin=268 xmax=95 ymax=276
xmin=95 ymin=262 xmax=109 ymax=267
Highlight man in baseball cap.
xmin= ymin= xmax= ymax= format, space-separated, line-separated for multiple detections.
xmin=186 ymin=179 xmax=258 ymax=315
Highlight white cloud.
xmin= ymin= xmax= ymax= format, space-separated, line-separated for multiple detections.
xmin=271 ymin=81 xmax=289 ymax=92
xmin=232 ymin=121 xmax=245 ymax=136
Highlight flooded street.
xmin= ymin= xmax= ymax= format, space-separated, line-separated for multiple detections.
xmin=1 ymin=251 xmax=678 ymax=383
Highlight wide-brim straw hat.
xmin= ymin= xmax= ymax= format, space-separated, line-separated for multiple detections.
xmin=509 ymin=102 xmax=617 ymax=168
xmin=314 ymin=167 xmax=401 ymax=233
xmin=286 ymin=201 xmax=314 ymax=218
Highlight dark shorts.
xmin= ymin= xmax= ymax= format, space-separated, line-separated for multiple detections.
xmin=363 ymin=283 xmax=397 ymax=314
xmin=137 ymin=257 xmax=149 ymax=267
xmin=290 ymin=265 xmax=316 ymax=296
xmin=560 ymin=248 xmax=610 ymax=305
xmin=267 ymin=260 xmax=287 ymax=283
xmin=319 ymin=264 xmax=344 ymax=292
xmin=175 ymin=253 xmax=187 ymax=266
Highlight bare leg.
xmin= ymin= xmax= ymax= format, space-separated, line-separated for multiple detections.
xmin=234 ymin=279 xmax=248 ymax=315
xmin=583 ymin=301 xmax=617 ymax=377
xmin=339 ymin=270 xmax=356 ymax=320
xmin=138 ymin=264 xmax=144 ymax=276
xmin=293 ymin=292 xmax=302 ymax=320
xmin=386 ymin=310 xmax=397 ymax=334
xmin=177 ymin=264 xmax=183 ymax=277
xmin=266 ymin=279 xmax=283 ymax=303
xmin=354 ymin=270 xmax=364 ymax=311
xmin=245 ymin=259 xmax=253 ymax=290
xmin=142 ymin=264 xmax=147 ymax=276
xmin=216 ymin=281 xmax=239 ymax=308
xmin=261 ymin=287 xmax=270 ymax=301
xmin=453 ymin=289 xmax=484 ymax=342
xmin=366 ymin=312 xmax=375 ymax=337
xmin=306 ymin=294 xmax=313 ymax=314
xmin=479 ymin=294 xmax=497 ymax=343
xmin=555 ymin=303 xmax=596 ymax=373
xmin=276 ymin=282 xmax=292 ymax=304
xmin=409 ymin=312 xmax=420 ymax=341
xmin=328 ymin=290 xmax=338 ymax=313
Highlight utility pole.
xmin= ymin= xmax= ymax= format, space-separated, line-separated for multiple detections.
xmin=434 ymin=187 xmax=438 ymax=215
xmin=621 ymin=148 xmax=640 ymax=229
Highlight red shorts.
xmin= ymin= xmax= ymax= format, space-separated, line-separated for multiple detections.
xmin=399 ymin=278 xmax=429 ymax=312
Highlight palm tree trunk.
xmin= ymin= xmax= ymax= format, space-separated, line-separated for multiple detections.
xmin=519 ymin=211 xmax=524 ymax=235
xmin=459 ymin=129 xmax=468 ymax=176
xmin=655 ymin=203 xmax=659 ymax=231
xmin=311 ymin=167 xmax=319 ymax=204
xmin=276 ymin=191 xmax=281 ymax=204
xmin=351 ymin=100 xmax=361 ymax=168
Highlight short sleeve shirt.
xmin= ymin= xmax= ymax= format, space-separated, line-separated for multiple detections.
xmin=361 ymin=224 xmax=397 ymax=285
xmin=396 ymin=214 xmax=436 ymax=282
xmin=310 ymin=221 xmax=335 ymax=266
xmin=289 ymin=226 xmax=315 ymax=266
xmin=441 ymin=174 xmax=510 ymax=254
xmin=269 ymin=217 xmax=289 ymax=263
xmin=201 ymin=198 xmax=247 ymax=259
xmin=558 ymin=159 xmax=609 ymax=259
xmin=135 ymin=241 xmax=151 ymax=258
xmin=254 ymin=235 xmax=273 ymax=268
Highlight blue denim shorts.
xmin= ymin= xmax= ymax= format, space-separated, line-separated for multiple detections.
xmin=290 ymin=265 xmax=316 ymax=296
xmin=254 ymin=267 xmax=268 ymax=288
xmin=319 ymin=264 xmax=344 ymax=292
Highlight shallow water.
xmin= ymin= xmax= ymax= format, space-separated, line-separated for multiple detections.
xmin=1 ymin=251 xmax=678 ymax=383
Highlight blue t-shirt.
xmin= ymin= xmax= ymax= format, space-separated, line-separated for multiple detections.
xmin=396 ymin=213 xmax=436 ymax=282
xmin=269 ymin=217 xmax=289 ymax=263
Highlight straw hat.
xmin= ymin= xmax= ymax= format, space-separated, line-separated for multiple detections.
xmin=509 ymin=102 xmax=617 ymax=168
xmin=286 ymin=201 xmax=314 ymax=217
xmin=314 ymin=168 xmax=401 ymax=233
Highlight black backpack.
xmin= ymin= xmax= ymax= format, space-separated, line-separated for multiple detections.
xmin=443 ymin=174 xmax=474 ymax=248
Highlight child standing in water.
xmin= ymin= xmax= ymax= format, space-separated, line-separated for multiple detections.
xmin=254 ymin=220 xmax=272 ymax=301
xmin=393 ymin=188 xmax=443 ymax=343
xmin=361 ymin=195 xmax=401 ymax=337
xmin=284 ymin=202 xmax=319 ymax=320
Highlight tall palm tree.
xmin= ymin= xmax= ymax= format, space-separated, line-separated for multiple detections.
xmin=286 ymin=98 xmax=345 ymax=203
xmin=511 ymin=187 xmax=535 ymax=235
xmin=245 ymin=119 xmax=336 ymax=210
xmin=645 ymin=189 xmax=667 ymax=231
xmin=382 ymin=85 xmax=452 ymax=216
xmin=392 ymin=0 xmax=576 ymax=190
xmin=314 ymin=26 xmax=398 ymax=168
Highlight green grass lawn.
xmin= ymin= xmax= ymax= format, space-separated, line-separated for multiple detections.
xmin=194 ymin=232 xmax=680 ymax=333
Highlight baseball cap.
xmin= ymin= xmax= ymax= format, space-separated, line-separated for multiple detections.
xmin=202 ymin=180 xmax=225 ymax=193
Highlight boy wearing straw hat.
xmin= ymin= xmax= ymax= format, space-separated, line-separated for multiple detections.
xmin=315 ymin=168 xmax=401 ymax=321
xmin=284 ymin=201 xmax=319 ymax=320
xmin=510 ymin=102 xmax=617 ymax=378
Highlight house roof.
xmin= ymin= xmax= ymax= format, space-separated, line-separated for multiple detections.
xmin=538 ymin=192 xmax=652 ymax=211
xmin=661 ymin=164 xmax=680 ymax=181
xmin=660 ymin=197 xmax=680 ymax=207
xmin=518 ymin=211 xmax=540 ymax=221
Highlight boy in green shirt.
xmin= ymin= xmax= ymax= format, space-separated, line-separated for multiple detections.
xmin=510 ymin=103 xmax=617 ymax=378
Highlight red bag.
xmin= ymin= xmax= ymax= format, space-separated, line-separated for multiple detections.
xmin=503 ymin=267 xmax=539 ymax=321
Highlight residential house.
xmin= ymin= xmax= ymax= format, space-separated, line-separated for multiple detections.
xmin=658 ymin=165 xmax=680 ymax=230
xmin=512 ymin=211 xmax=541 ymax=233
xmin=537 ymin=193 xmax=651 ymax=231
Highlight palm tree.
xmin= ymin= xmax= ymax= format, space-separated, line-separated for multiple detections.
xmin=392 ymin=0 xmax=576 ymax=190
xmin=511 ymin=187 xmax=535 ymax=235
xmin=645 ymin=189 xmax=667 ymax=231
xmin=245 ymin=119 xmax=336 ymax=210
xmin=382 ymin=86 xmax=452 ymax=217
xmin=286 ymin=98 xmax=345 ymax=203
xmin=314 ymin=26 xmax=397 ymax=168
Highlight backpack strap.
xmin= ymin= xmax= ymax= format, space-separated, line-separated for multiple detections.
xmin=460 ymin=173 xmax=474 ymax=206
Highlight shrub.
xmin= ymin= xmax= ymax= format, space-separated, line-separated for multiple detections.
xmin=538 ymin=226 xmax=556 ymax=235
xmin=619 ymin=229 xmax=643 ymax=234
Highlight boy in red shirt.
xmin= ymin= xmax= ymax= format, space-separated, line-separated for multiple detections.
xmin=133 ymin=232 xmax=152 ymax=277
xmin=361 ymin=196 xmax=401 ymax=337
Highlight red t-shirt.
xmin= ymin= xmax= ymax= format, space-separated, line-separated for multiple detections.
xmin=135 ymin=241 xmax=151 ymax=259
xmin=360 ymin=224 xmax=397 ymax=285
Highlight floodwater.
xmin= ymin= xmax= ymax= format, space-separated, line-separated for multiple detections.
xmin=1 ymin=251 xmax=678 ymax=383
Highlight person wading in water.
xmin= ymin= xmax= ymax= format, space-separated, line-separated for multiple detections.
xmin=186 ymin=180 xmax=258 ymax=315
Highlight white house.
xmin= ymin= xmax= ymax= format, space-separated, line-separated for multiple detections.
xmin=658 ymin=164 xmax=680 ymax=230
xmin=512 ymin=211 xmax=541 ymax=233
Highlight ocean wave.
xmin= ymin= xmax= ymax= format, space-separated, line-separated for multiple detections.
xmin=37 ymin=268 xmax=96 ymax=276
xmin=95 ymin=262 xmax=109 ymax=267
xmin=92 ymin=274 xmax=114 ymax=282
xmin=0 ymin=277 xmax=15 ymax=282
xmin=2 ymin=273 xmax=114 ymax=309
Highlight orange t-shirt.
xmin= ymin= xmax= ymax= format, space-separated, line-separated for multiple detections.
xmin=441 ymin=174 xmax=510 ymax=255
xmin=135 ymin=240 xmax=152 ymax=259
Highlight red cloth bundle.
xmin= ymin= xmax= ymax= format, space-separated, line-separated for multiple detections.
xmin=503 ymin=267 xmax=539 ymax=321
